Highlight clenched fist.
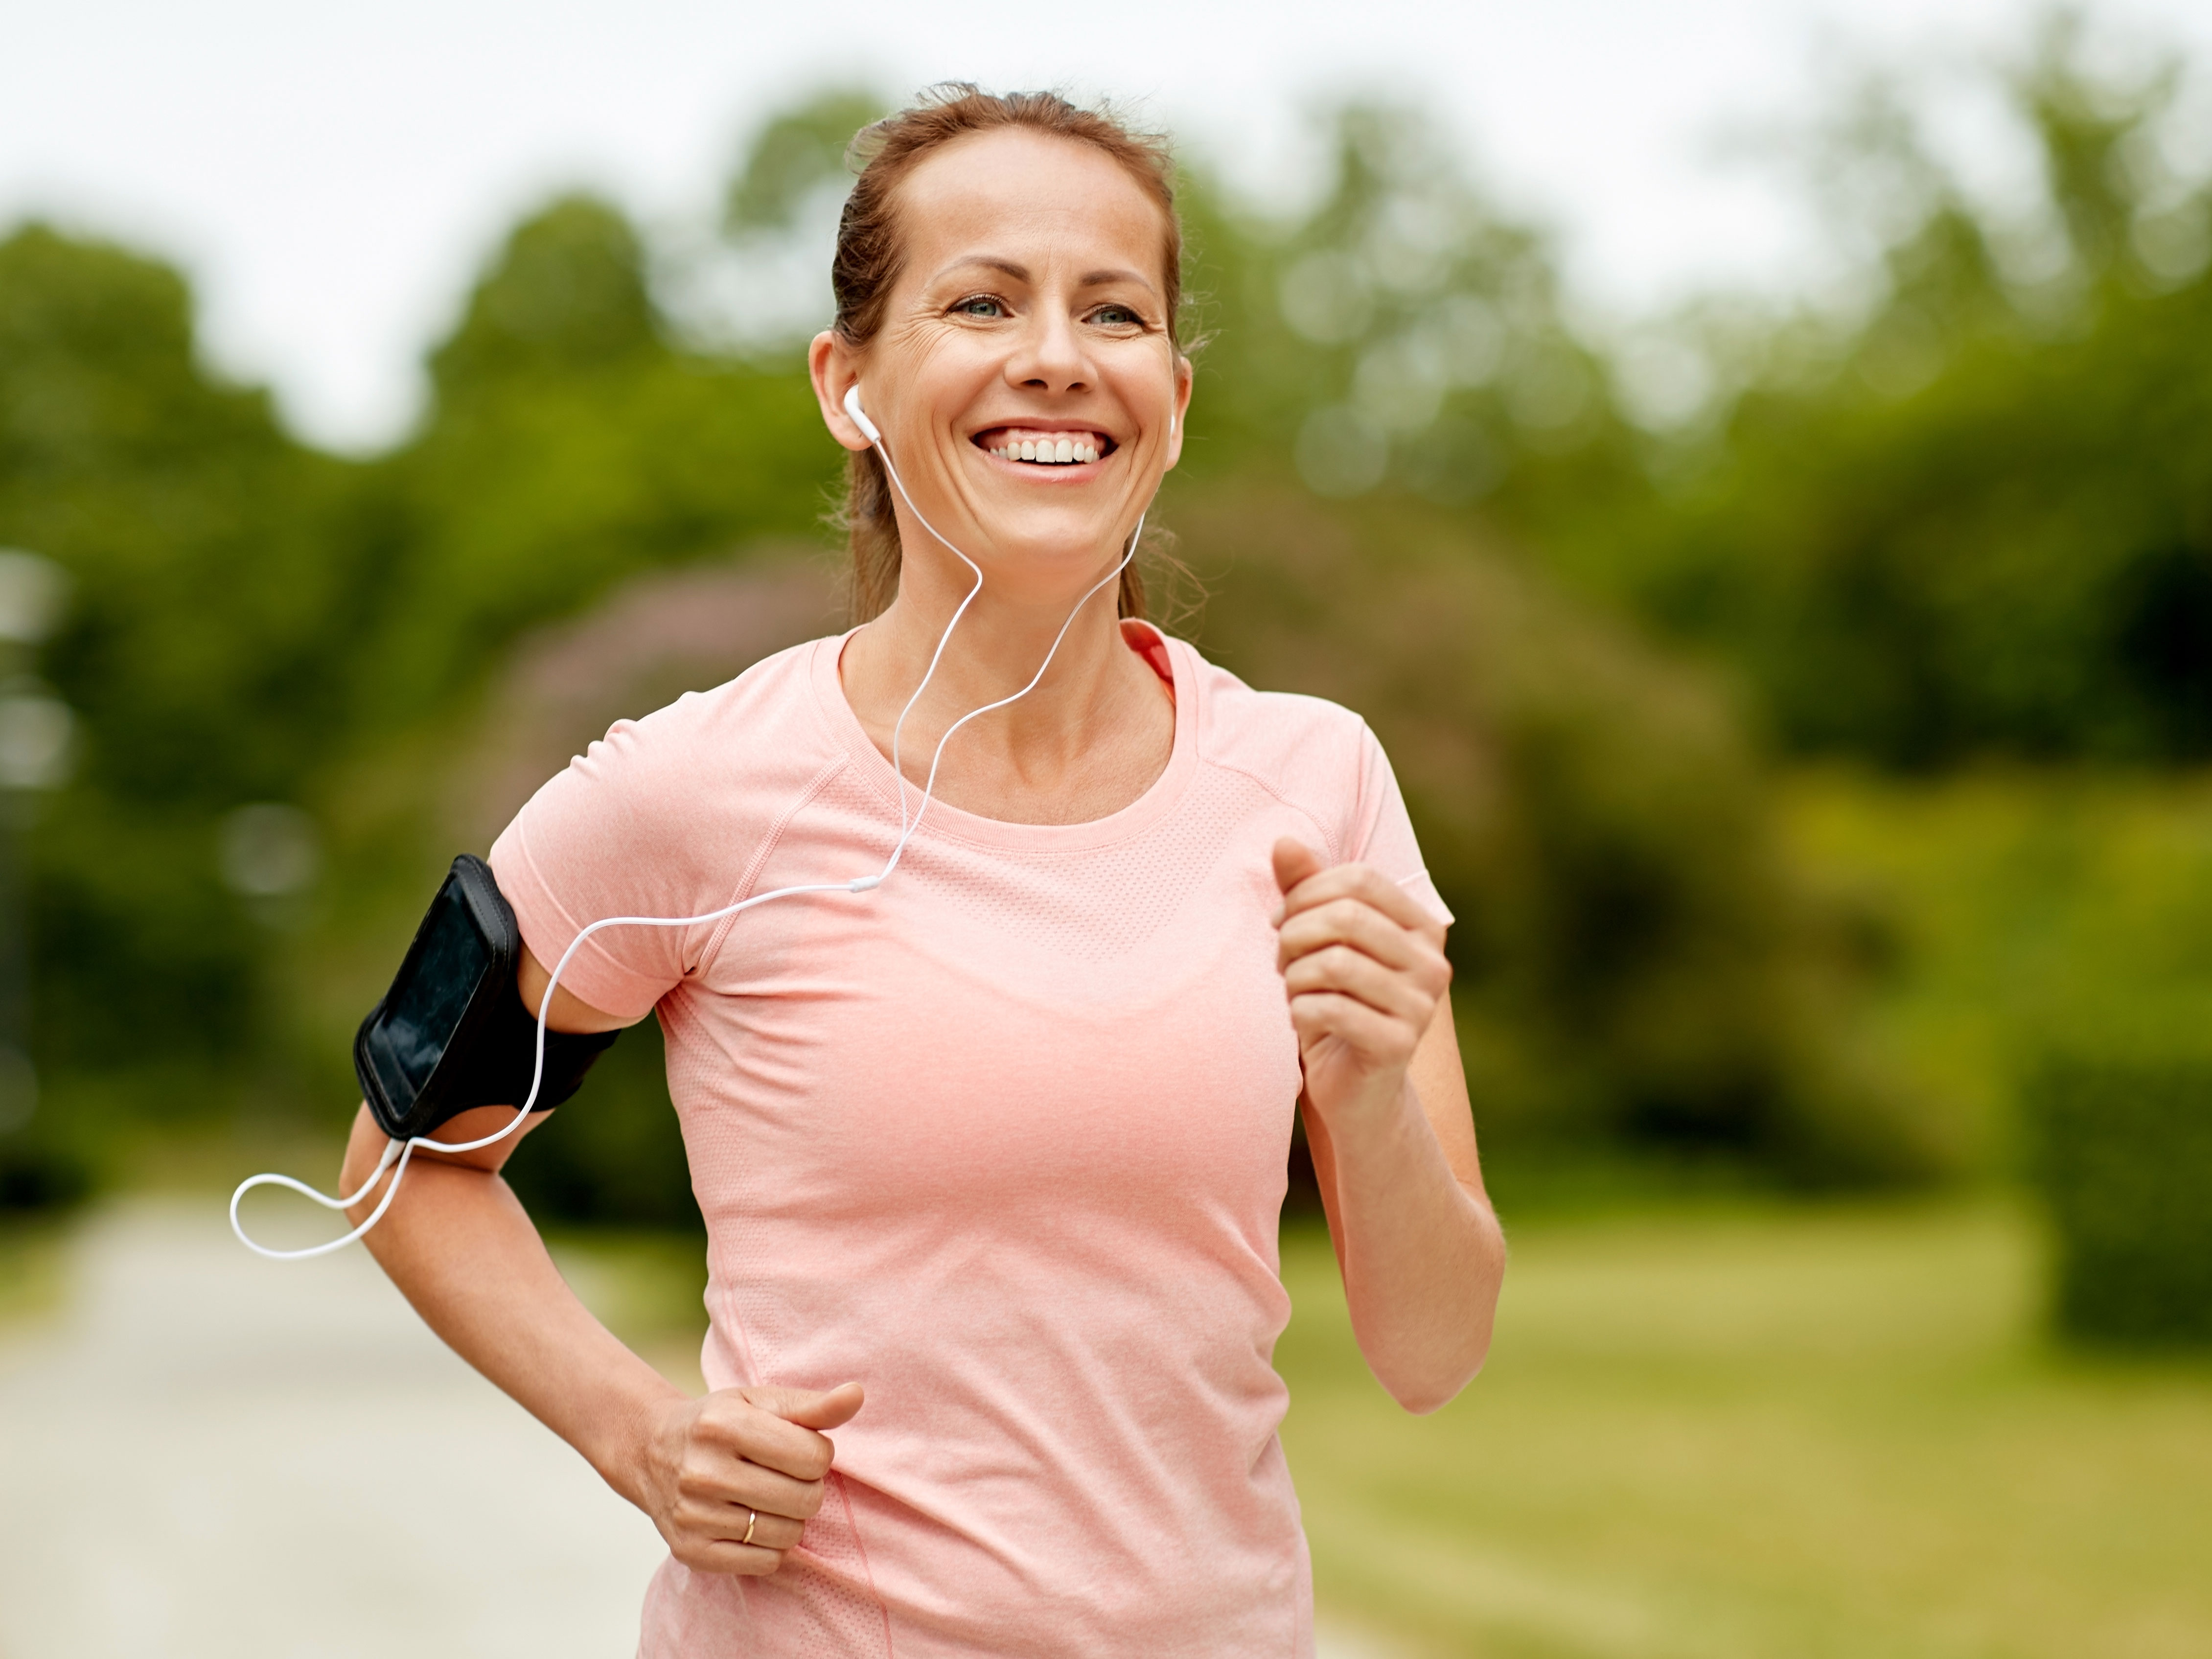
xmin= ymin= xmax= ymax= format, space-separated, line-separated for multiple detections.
xmin=1271 ymin=839 xmax=1452 ymax=1129
xmin=627 ymin=1381 xmax=864 ymax=1576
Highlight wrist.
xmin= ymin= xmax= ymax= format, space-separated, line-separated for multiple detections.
xmin=583 ymin=1373 xmax=689 ymax=1510
xmin=1310 ymin=1067 xmax=1419 ymax=1141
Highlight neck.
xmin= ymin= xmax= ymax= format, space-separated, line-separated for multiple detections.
xmin=857 ymin=537 xmax=1139 ymax=753
xmin=835 ymin=517 xmax=1176 ymax=830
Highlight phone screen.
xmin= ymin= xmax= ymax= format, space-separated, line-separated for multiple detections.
xmin=363 ymin=879 xmax=495 ymax=1110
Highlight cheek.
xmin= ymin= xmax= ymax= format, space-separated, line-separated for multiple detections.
xmin=1107 ymin=346 xmax=1182 ymax=431
xmin=880 ymin=325 xmax=996 ymax=427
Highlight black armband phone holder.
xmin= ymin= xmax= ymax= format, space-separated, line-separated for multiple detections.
xmin=354 ymin=855 xmax=620 ymax=1141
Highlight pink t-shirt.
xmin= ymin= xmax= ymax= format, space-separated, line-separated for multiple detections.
xmin=489 ymin=622 xmax=1446 ymax=1659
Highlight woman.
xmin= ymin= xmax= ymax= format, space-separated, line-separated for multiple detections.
xmin=342 ymin=86 xmax=1505 ymax=1657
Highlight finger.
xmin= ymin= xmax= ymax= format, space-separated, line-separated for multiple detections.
xmin=751 ymin=1381 xmax=864 ymax=1432
xmin=1278 ymin=861 xmax=1440 ymax=937
xmin=677 ymin=1499 xmax=807 ymax=1554
xmin=710 ymin=1392 xmax=841 ymax=1482
xmin=737 ymin=1511 xmax=807 ymax=1552
xmin=679 ymin=1456 xmax=826 ymax=1521
xmin=1282 ymin=946 xmax=1439 ymax=1026
xmin=1290 ymin=990 xmax=1419 ymax=1060
xmin=1277 ymin=898 xmax=1440 ymax=977
xmin=670 ymin=1536 xmax=789 ymax=1578
xmin=1271 ymin=839 xmax=1326 ymax=911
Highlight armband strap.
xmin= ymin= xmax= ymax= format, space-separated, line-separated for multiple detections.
xmin=352 ymin=854 xmax=621 ymax=1141
xmin=439 ymin=981 xmax=621 ymax=1118
xmin=356 ymin=973 xmax=620 ymax=1142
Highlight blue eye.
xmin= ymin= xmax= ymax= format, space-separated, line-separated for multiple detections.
xmin=1093 ymin=305 xmax=1140 ymax=326
xmin=954 ymin=296 xmax=1006 ymax=318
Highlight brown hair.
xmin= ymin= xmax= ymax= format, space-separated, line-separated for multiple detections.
xmin=830 ymin=85 xmax=1187 ymax=623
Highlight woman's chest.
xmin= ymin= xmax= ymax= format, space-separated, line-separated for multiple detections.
xmin=659 ymin=814 xmax=1310 ymax=1221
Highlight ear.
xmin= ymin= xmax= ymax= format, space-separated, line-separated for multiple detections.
xmin=1163 ymin=354 xmax=1195 ymax=471
xmin=809 ymin=331 xmax=873 ymax=454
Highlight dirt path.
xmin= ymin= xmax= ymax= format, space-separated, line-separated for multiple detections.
xmin=0 ymin=1201 xmax=666 ymax=1658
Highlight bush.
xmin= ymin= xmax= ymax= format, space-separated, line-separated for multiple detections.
xmin=0 ymin=1126 xmax=92 ymax=1214
xmin=2026 ymin=1034 xmax=2212 ymax=1347
xmin=501 ymin=1017 xmax=703 ymax=1234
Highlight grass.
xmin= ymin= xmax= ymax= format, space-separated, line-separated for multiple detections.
xmin=551 ymin=1227 xmax=711 ymax=1392
xmin=1277 ymin=1199 xmax=2212 ymax=1659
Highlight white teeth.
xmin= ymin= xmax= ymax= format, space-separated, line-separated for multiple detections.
xmin=987 ymin=434 xmax=1105 ymax=463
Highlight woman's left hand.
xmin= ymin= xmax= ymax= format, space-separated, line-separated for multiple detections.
xmin=1271 ymin=839 xmax=1453 ymax=1127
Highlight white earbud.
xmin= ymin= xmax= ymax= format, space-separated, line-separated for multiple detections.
xmin=843 ymin=385 xmax=882 ymax=445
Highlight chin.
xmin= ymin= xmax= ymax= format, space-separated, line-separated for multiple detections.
xmin=981 ymin=511 xmax=1126 ymax=568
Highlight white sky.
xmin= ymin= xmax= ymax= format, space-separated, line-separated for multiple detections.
xmin=4 ymin=0 xmax=2207 ymax=452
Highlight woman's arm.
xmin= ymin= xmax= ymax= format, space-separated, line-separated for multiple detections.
xmin=1273 ymin=841 xmax=1506 ymax=1413
xmin=340 ymin=946 xmax=862 ymax=1574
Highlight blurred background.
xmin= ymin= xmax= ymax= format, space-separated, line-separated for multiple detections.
xmin=2 ymin=0 xmax=2211 ymax=1654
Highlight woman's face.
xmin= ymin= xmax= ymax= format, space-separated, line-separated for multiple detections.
xmin=812 ymin=128 xmax=1193 ymax=599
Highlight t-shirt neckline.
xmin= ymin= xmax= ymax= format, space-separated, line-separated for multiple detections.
xmin=811 ymin=618 xmax=1199 ymax=853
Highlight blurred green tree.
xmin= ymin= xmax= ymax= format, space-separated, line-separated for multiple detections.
xmin=1599 ymin=19 xmax=2212 ymax=765
xmin=1173 ymin=102 xmax=1647 ymax=536
xmin=723 ymin=89 xmax=884 ymax=234
xmin=358 ymin=195 xmax=836 ymax=729
xmin=0 ymin=225 xmax=358 ymax=1126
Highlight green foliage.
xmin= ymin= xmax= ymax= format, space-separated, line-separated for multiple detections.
xmin=1175 ymin=104 xmax=1646 ymax=533
xmin=1600 ymin=23 xmax=2212 ymax=766
xmin=723 ymin=90 xmax=884 ymax=234
xmin=2027 ymin=1030 xmax=2212 ymax=1347
xmin=502 ymin=1018 xmax=701 ymax=1232
xmin=367 ymin=195 xmax=837 ymax=726
xmin=1778 ymin=769 xmax=2212 ymax=1171
xmin=0 ymin=224 xmax=359 ymax=1095
xmin=0 ymin=1119 xmax=91 ymax=1212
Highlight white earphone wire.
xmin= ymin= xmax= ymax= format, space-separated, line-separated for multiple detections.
xmin=231 ymin=391 xmax=1147 ymax=1260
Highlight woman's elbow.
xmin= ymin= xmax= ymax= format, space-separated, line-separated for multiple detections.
xmin=1384 ymin=1228 xmax=1506 ymax=1414
xmin=1382 ymin=1333 xmax=1493 ymax=1416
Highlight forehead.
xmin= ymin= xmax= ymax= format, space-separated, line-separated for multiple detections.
xmin=893 ymin=128 xmax=1171 ymax=288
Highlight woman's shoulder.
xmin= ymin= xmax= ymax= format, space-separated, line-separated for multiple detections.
xmin=1167 ymin=636 xmax=1406 ymax=863
xmin=1171 ymin=637 xmax=1378 ymax=777
xmin=1167 ymin=637 xmax=1438 ymax=901
xmin=514 ymin=636 xmax=850 ymax=833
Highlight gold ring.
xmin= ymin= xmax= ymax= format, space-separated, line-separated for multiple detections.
xmin=742 ymin=1509 xmax=758 ymax=1546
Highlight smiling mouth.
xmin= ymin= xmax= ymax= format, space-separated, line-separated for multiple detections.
xmin=974 ymin=427 xmax=1114 ymax=466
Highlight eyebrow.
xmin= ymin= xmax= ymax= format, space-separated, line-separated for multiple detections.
xmin=935 ymin=255 xmax=1158 ymax=293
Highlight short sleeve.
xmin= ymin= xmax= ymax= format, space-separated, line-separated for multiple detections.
xmin=489 ymin=712 xmax=729 ymax=1022
xmin=1347 ymin=723 xmax=1454 ymax=927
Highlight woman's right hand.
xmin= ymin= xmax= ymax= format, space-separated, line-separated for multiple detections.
xmin=628 ymin=1382 xmax=866 ymax=1575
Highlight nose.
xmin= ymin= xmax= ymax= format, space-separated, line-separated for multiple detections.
xmin=1003 ymin=296 xmax=1088 ymax=397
